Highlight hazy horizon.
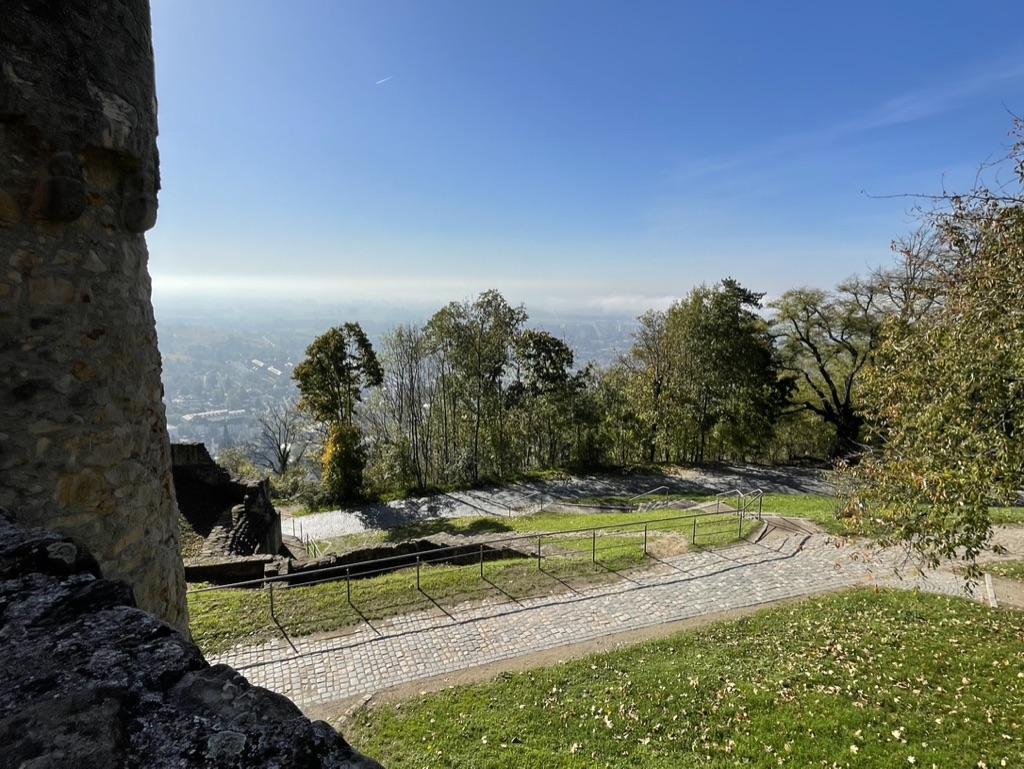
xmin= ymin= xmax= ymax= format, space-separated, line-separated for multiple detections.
xmin=150 ymin=283 xmax=659 ymax=335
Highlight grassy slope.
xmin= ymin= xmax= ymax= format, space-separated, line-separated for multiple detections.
xmin=348 ymin=589 xmax=1024 ymax=768
xmin=989 ymin=561 xmax=1024 ymax=582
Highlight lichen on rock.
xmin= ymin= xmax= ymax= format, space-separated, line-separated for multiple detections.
xmin=0 ymin=508 xmax=386 ymax=768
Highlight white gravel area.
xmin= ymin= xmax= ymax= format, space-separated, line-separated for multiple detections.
xmin=290 ymin=463 xmax=834 ymax=541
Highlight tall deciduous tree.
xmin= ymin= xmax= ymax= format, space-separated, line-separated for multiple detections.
xmin=595 ymin=363 xmax=646 ymax=467
xmin=254 ymin=400 xmax=308 ymax=475
xmin=426 ymin=290 xmax=527 ymax=483
xmin=616 ymin=279 xmax=786 ymax=466
xmin=368 ymin=324 xmax=437 ymax=491
xmin=770 ymin=278 xmax=886 ymax=459
xmin=293 ymin=323 xmax=383 ymax=426
xmin=621 ymin=310 xmax=672 ymax=463
xmin=509 ymin=329 xmax=578 ymax=469
xmin=293 ymin=323 xmax=383 ymax=503
xmin=667 ymin=279 xmax=788 ymax=463
xmin=848 ymin=126 xmax=1024 ymax=572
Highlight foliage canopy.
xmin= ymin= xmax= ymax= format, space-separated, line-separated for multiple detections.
xmin=293 ymin=322 xmax=383 ymax=426
xmin=846 ymin=123 xmax=1024 ymax=571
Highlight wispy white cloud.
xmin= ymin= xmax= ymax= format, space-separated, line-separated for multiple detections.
xmin=673 ymin=52 xmax=1024 ymax=185
xmin=375 ymin=76 xmax=394 ymax=85
xmin=839 ymin=56 xmax=1024 ymax=135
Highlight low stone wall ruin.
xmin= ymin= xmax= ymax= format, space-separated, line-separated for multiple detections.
xmin=172 ymin=442 xmax=283 ymax=559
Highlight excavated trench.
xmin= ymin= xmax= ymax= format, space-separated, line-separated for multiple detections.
xmin=286 ymin=538 xmax=533 ymax=585
xmin=184 ymin=537 xmax=534 ymax=587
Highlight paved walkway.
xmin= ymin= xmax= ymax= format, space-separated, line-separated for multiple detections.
xmin=210 ymin=522 xmax=1024 ymax=713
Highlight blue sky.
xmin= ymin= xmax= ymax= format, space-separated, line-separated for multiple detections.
xmin=148 ymin=0 xmax=1024 ymax=317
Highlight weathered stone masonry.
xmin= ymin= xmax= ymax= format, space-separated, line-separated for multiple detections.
xmin=0 ymin=1 xmax=188 ymax=632
xmin=0 ymin=508 xmax=385 ymax=768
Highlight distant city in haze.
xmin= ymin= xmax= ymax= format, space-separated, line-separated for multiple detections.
xmin=155 ymin=293 xmax=639 ymax=455
xmin=148 ymin=0 xmax=1024 ymax=457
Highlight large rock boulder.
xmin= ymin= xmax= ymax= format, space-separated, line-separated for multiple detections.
xmin=0 ymin=508 xmax=385 ymax=768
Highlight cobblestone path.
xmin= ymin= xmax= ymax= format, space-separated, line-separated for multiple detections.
xmin=210 ymin=522 xmax=1024 ymax=711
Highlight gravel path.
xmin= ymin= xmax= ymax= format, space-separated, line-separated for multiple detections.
xmin=291 ymin=463 xmax=833 ymax=541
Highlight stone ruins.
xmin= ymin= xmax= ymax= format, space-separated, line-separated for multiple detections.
xmin=1 ymin=0 xmax=187 ymax=632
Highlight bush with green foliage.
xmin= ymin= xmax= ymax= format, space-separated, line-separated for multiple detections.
xmin=320 ymin=422 xmax=367 ymax=504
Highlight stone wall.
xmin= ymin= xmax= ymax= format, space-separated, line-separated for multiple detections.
xmin=0 ymin=508 xmax=385 ymax=768
xmin=172 ymin=442 xmax=283 ymax=558
xmin=0 ymin=1 xmax=187 ymax=632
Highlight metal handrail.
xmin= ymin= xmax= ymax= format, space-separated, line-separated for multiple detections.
xmin=713 ymin=488 xmax=765 ymax=519
xmin=186 ymin=505 xmax=750 ymax=595
xmin=739 ymin=489 xmax=764 ymax=519
xmin=714 ymin=488 xmax=744 ymax=513
xmin=506 ymin=490 xmax=545 ymax=517
xmin=627 ymin=485 xmax=669 ymax=509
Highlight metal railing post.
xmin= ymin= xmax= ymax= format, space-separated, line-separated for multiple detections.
xmin=643 ymin=524 xmax=648 ymax=556
xmin=738 ymin=510 xmax=743 ymax=538
xmin=692 ymin=517 xmax=697 ymax=545
xmin=592 ymin=530 xmax=597 ymax=563
xmin=346 ymin=568 xmax=351 ymax=605
xmin=269 ymin=580 xmax=275 ymax=620
xmin=479 ymin=543 xmax=484 ymax=578
xmin=416 ymin=555 xmax=421 ymax=591
xmin=536 ymin=535 xmax=542 ymax=569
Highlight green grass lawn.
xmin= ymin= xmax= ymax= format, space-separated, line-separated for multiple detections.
xmin=189 ymin=555 xmax=644 ymax=655
xmin=388 ymin=507 xmax=756 ymax=537
xmin=988 ymin=561 xmax=1024 ymax=582
xmin=347 ymin=589 xmax=1024 ymax=768
xmin=701 ymin=493 xmax=1024 ymax=536
xmin=992 ymin=505 xmax=1024 ymax=525
xmin=685 ymin=493 xmax=850 ymax=533
xmin=530 ymin=491 xmax=847 ymax=534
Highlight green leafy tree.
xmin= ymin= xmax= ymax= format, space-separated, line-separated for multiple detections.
xmin=666 ymin=279 xmax=788 ymax=463
xmin=321 ymin=422 xmax=367 ymax=503
xmin=594 ymin=363 xmax=647 ymax=467
xmin=293 ymin=323 xmax=383 ymax=426
xmin=621 ymin=310 xmax=672 ymax=463
xmin=564 ymin=364 xmax=608 ymax=469
xmin=770 ymin=278 xmax=887 ymax=459
xmin=425 ymin=290 xmax=527 ymax=483
xmin=509 ymin=329 xmax=578 ymax=469
xmin=616 ymin=280 xmax=786 ymax=466
xmin=293 ymin=323 xmax=383 ymax=503
xmin=366 ymin=323 xmax=437 ymax=492
xmin=848 ymin=126 xmax=1024 ymax=572
xmin=215 ymin=444 xmax=260 ymax=480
